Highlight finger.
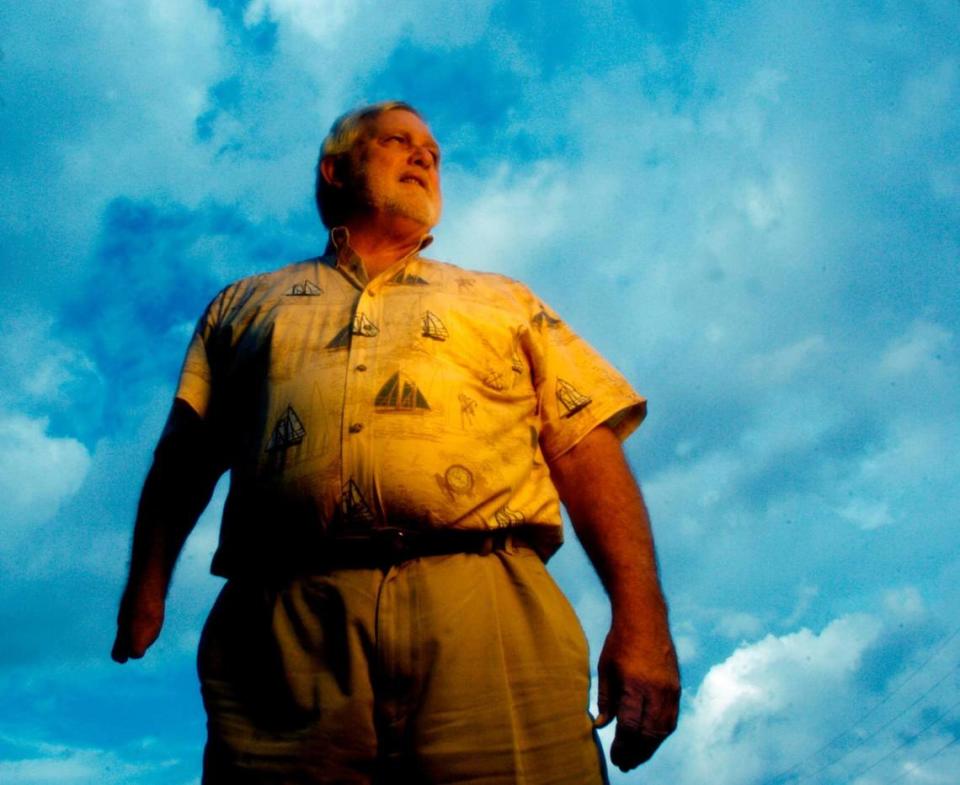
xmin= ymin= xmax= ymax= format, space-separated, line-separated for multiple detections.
xmin=111 ymin=633 xmax=129 ymax=664
xmin=595 ymin=671 xmax=615 ymax=728
xmin=642 ymin=682 xmax=681 ymax=737
xmin=610 ymin=728 xmax=666 ymax=772
xmin=609 ymin=686 xmax=649 ymax=771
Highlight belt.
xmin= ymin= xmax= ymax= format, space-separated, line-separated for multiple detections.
xmin=312 ymin=527 xmax=525 ymax=570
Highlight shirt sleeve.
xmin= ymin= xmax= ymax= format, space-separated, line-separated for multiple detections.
xmin=521 ymin=291 xmax=646 ymax=461
xmin=174 ymin=289 xmax=226 ymax=419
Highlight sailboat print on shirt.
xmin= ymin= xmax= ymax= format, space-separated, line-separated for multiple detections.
xmin=339 ymin=479 xmax=376 ymax=527
xmin=375 ymin=371 xmax=430 ymax=411
xmin=388 ymin=269 xmax=430 ymax=286
xmin=531 ymin=305 xmax=562 ymax=331
xmin=266 ymin=405 xmax=306 ymax=452
xmin=421 ymin=311 xmax=449 ymax=341
xmin=482 ymin=370 xmax=505 ymax=391
xmin=326 ymin=312 xmax=380 ymax=349
xmin=494 ymin=505 xmax=525 ymax=527
xmin=285 ymin=280 xmax=323 ymax=296
xmin=556 ymin=378 xmax=591 ymax=417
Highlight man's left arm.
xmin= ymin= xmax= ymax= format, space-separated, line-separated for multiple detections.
xmin=548 ymin=424 xmax=681 ymax=772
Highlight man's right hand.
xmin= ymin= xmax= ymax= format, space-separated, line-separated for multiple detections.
xmin=111 ymin=589 xmax=165 ymax=663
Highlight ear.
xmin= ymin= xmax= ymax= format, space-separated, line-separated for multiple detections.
xmin=319 ymin=155 xmax=344 ymax=188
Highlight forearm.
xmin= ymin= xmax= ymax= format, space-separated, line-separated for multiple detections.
xmin=113 ymin=403 xmax=223 ymax=662
xmin=123 ymin=458 xmax=213 ymax=597
xmin=551 ymin=426 xmax=670 ymax=633
xmin=122 ymin=400 xmax=222 ymax=598
xmin=550 ymin=425 xmax=680 ymax=769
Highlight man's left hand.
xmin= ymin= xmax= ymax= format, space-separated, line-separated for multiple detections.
xmin=594 ymin=622 xmax=681 ymax=772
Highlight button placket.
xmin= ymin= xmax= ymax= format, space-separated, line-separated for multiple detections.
xmin=341 ymin=285 xmax=380 ymax=522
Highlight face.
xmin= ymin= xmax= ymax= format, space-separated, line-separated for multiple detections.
xmin=346 ymin=109 xmax=443 ymax=230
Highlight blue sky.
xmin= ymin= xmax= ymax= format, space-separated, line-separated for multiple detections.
xmin=1 ymin=0 xmax=959 ymax=782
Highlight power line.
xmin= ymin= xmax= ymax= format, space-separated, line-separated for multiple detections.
xmin=882 ymin=733 xmax=960 ymax=785
xmin=791 ymin=660 xmax=960 ymax=783
xmin=847 ymin=694 xmax=960 ymax=783
xmin=769 ymin=622 xmax=960 ymax=784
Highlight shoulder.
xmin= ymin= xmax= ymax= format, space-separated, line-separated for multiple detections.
xmin=414 ymin=257 xmax=541 ymax=312
xmin=204 ymin=257 xmax=328 ymax=317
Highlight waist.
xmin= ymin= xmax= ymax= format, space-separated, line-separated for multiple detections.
xmin=210 ymin=515 xmax=564 ymax=580
xmin=305 ymin=526 xmax=533 ymax=571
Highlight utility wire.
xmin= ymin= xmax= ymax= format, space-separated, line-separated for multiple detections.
xmin=882 ymin=733 xmax=960 ymax=785
xmin=769 ymin=622 xmax=960 ymax=784
xmin=843 ymin=693 xmax=960 ymax=782
xmin=791 ymin=660 xmax=960 ymax=783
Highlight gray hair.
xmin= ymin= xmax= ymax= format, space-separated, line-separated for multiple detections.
xmin=314 ymin=101 xmax=424 ymax=228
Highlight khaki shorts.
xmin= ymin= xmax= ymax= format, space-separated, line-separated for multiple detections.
xmin=198 ymin=543 xmax=608 ymax=784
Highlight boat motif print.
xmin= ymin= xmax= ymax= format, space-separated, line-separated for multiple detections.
xmin=285 ymin=280 xmax=323 ymax=296
xmin=339 ymin=479 xmax=376 ymax=527
xmin=326 ymin=312 xmax=379 ymax=349
xmin=421 ymin=311 xmax=449 ymax=341
xmin=556 ymin=378 xmax=591 ymax=417
xmin=266 ymin=405 xmax=306 ymax=452
xmin=375 ymin=371 xmax=430 ymax=411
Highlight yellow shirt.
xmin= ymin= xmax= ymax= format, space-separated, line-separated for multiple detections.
xmin=175 ymin=232 xmax=645 ymax=576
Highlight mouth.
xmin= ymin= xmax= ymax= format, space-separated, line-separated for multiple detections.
xmin=399 ymin=174 xmax=427 ymax=190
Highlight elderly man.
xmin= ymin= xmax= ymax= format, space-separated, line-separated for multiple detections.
xmin=112 ymin=101 xmax=680 ymax=784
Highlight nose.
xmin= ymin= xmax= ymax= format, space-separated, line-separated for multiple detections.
xmin=409 ymin=144 xmax=434 ymax=169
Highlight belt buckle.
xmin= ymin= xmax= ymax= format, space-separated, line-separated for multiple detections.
xmin=374 ymin=527 xmax=414 ymax=562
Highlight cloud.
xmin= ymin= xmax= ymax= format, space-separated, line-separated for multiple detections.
xmin=880 ymin=320 xmax=953 ymax=377
xmin=0 ymin=414 xmax=90 ymax=539
xmin=639 ymin=610 xmax=960 ymax=785
xmin=1 ymin=0 xmax=228 ymax=304
xmin=0 ymin=734 xmax=192 ymax=785
xmin=0 ymin=315 xmax=103 ymax=434
xmin=244 ymin=0 xmax=496 ymax=50
xmin=432 ymin=160 xmax=571 ymax=277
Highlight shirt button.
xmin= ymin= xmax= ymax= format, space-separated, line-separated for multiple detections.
xmin=356 ymin=364 xmax=367 ymax=372
xmin=348 ymin=422 xmax=364 ymax=433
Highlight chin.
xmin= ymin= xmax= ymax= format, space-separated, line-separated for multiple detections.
xmin=388 ymin=197 xmax=441 ymax=229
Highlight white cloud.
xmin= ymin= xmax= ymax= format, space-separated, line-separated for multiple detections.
xmin=782 ymin=584 xmax=819 ymax=629
xmin=644 ymin=615 xmax=883 ymax=785
xmin=838 ymin=496 xmax=893 ymax=531
xmin=880 ymin=320 xmax=953 ymax=377
xmin=244 ymin=0 xmax=354 ymax=42
xmin=245 ymin=0 xmax=495 ymax=50
xmin=433 ymin=161 xmax=571 ymax=276
xmin=2 ymin=0 xmax=229 ymax=301
xmin=882 ymin=586 xmax=926 ymax=621
xmin=0 ymin=736 xmax=178 ymax=785
xmin=637 ymin=608 xmax=960 ymax=785
xmin=746 ymin=334 xmax=827 ymax=383
xmin=0 ymin=414 xmax=91 ymax=538
xmin=0 ymin=315 xmax=100 ymax=408
xmin=714 ymin=611 xmax=766 ymax=641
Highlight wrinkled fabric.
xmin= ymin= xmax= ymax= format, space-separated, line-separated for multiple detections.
xmin=199 ymin=546 xmax=608 ymax=784
xmin=175 ymin=237 xmax=645 ymax=578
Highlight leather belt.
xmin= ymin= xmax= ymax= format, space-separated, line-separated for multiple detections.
xmin=313 ymin=527 xmax=525 ymax=570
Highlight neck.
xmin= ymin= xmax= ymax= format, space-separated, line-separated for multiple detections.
xmin=342 ymin=212 xmax=430 ymax=279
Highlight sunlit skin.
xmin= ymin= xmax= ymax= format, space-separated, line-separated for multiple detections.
xmin=320 ymin=109 xmax=442 ymax=280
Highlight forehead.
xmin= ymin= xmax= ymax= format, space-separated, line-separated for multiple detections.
xmin=367 ymin=109 xmax=438 ymax=146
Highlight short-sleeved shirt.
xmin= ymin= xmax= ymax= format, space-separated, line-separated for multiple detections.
xmin=176 ymin=231 xmax=645 ymax=577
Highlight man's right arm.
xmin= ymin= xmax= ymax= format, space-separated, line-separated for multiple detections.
xmin=111 ymin=399 xmax=224 ymax=663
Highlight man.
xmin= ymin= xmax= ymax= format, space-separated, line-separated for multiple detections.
xmin=112 ymin=101 xmax=680 ymax=784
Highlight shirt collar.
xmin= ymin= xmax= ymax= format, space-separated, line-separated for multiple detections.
xmin=324 ymin=226 xmax=434 ymax=272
